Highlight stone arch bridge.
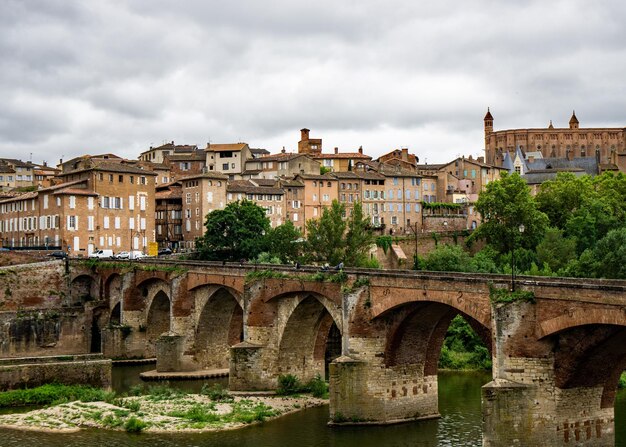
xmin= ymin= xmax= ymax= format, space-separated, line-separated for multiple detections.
xmin=69 ymin=259 xmax=626 ymax=446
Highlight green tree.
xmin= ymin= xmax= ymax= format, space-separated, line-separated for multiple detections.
xmin=265 ymin=220 xmax=303 ymax=263
xmin=535 ymin=172 xmax=592 ymax=230
xmin=469 ymin=172 xmax=549 ymax=254
xmin=535 ymin=227 xmax=577 ymax=272
xmin=345 ymin=201 xmax=375 ymax=267
xmin=305 ymin=200 xmax=346 ymax=266
xmin=195 ymin=200 xmax=270 ymax=261
xmin=587 ymin=227 xmax=626 ymax=279
xmin=423 ymin=244 xmax=475 ymax=273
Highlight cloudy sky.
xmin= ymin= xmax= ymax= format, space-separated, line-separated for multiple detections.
xmin=2 ymin=0 xmax=626 ymax=166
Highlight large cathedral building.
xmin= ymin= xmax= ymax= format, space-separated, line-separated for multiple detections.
xmin=484 ymin=109 xmax=626 ymax=171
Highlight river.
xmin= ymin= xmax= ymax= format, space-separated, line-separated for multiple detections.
xmin=1 ymin=366 xmax=625 ymax=446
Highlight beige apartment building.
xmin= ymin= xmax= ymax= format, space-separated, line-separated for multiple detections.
xmin=54 ymin=161 xmax=157 ymax=255
xmin=293 ymin=173 xmax=338 ymax=226
xmin=205 ymin=143 xmax=252 ymax=178
xmin=0 ymin=159 xmax=36 ymax=191
xmin=179 ymin=173 xmax=228 ymax=249
xmin=280 ymin=178 xmax=305 ymax=232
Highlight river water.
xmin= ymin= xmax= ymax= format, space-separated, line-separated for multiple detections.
xmin=1 ymin=366 xmax=625 ymax=446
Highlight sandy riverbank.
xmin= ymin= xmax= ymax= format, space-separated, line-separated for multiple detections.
xmin=0 ymin=393 xmax=327 ymax=433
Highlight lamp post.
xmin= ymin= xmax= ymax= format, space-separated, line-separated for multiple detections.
xmin=511 ymin=224 xmax=525 ymax=291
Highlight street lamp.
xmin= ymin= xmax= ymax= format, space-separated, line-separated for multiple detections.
xmin=511 ymin=224 xmax=525 ymax=291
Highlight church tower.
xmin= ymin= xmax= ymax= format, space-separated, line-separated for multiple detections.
xmin=569 ymin=110 xmax=579 ymax=129
xmin=484 ymin=108 xmax=494 ymax=163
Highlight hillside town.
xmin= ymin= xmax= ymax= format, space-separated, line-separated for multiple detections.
xmin=0 ymin=110 xmax=625 ymax=257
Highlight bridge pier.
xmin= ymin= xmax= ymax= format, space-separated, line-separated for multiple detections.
xmin=329 ymin=336 xmax=439 ymax=424
xmin=482 ymin=301 xmax=615 ymax=446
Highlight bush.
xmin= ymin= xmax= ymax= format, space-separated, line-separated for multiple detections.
xmin=306 ymin=375 xmax=328 ymax=398
xmin=276 ymin=374 xmax=302 ymax=395
xmin=124 ymin=416 xmax=147 ymax=433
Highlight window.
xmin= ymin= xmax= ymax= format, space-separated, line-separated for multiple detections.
xmin=391 ymin=216 xmax=397 ymax=225
xmin=231 ymin=163 xmax=235 ymax=169
xmin=109 ymin=174 xmax=114 ymax=182
xmin=102 ymin=197 xmax=110 ymax=208
xmin=119 ymin=175 xmax=123 ymax=182
xmin=130 ymin=175 xmax=134 ymax=184
xmin=140 ymin=176 xmax=146 ymax=185
xmin=222 ymin=163 xmax=229 ymax=170
xmin=68 ymin=216 xmax=76 ymax=230
xmin=103 ymin=216 xmax=110 ymax=229
xmin=69 ymin=196 xmax=76 ymax=209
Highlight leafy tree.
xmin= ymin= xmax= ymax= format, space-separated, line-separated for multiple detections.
xmin=345 ymin=201 xmax=375 ymax=267
xmin=536 ymin=173 xmax=591 ymax=230
xmin=195 ymin=200 xmax=270 ymax=261
xmin=265 ymin=221 xmax=303 ymax=263
xmin=587 ymin=227 xmax=626 ymax=279
xmin=305 ymin=200 xmax=346 ymax=266
xmin=535 ymin=227 xmax=577 ymax=272
xmin=469 ymin=172 xmax=549 ymax=254
xmin=423 ymin=244 xmax=475 ymax=273
xmin=470 ymin=246 xmax=501 ymax=274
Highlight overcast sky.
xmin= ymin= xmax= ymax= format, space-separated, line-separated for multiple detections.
xmin=2 ymin=0 xmax=626 ymax=166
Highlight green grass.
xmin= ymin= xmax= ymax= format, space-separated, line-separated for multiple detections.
xmin=124 ymin=415 xmax=148 ymax=433
xmin=169 ymin=404 xmax=221 ymax=423
xmin=619 ymin=372 xmax=626 ymax=389
xmin=0 ymin=384 xmax=116 ymax=408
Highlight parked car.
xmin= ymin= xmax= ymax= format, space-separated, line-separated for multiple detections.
xmin=114 ymin=251 xmax=130 ymax=259
xmin=129 ymin=250 xmax=147 ymax=260
xmin=47 ymin=251 xmax=67 ymax=259
xmin=89 ymin=249 xmax=114 ymax=259
xmin=158 ymin=248 xmax=172 ymax=256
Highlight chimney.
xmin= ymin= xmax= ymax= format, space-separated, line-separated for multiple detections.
xmin=401 ymin=148 xmax=408 ymax=161
xmin=43 ymin=161 xmax=47 ymax=167
xmin=59 ymin=158 xmax=63 ymax=165
xmin=528 ymin=155 xmax=535 ymax=163
xmin=300 ymin=128 xmax=310 ymax=141
xmin=477 ymin=156 xmax=484 ymax=163
xmin=334 ymin=147 xmax=339 ymax=154
xmin=281 ymin=146 xmax=286 ymax=154
xmin=358 ymin=146 xmax=363 ymax=154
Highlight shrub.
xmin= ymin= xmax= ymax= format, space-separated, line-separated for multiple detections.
xmin=306 ymin=375 xmax=328 ymax=398
xmin=124 ymin=416 xmax=147 ymax=433
xmin=276 ymin=374 xmax=302 ymax=395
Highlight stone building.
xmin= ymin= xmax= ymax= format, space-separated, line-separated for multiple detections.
xmin=293 ymin=173 xmax=338 ymax=225
xmin=163 ymin=149 xmax=206 ymax=181
xmin=0 ymin=159 xmax=36 ymax=191
xmin=179 ymin=173 xmax=228 ymax=250
xmin=204 ymin=143 xmax=252 ymax=179
xmin=484 ymin=109 xmax=626 ymax=171
xmin=139 ymin=141 xmax=198 ymax=164
xmin=54 ymin=160 xmax=156 ymax=255
xmin=226 ymin=180 xmax=285 ymax=229
xmin=243 ymin=152 xmax=320 ymax=179
xmin=155 ymin=182 xmax=183 ymax=250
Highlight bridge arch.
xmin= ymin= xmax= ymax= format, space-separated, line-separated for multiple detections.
xmin=381 ymin=300 xmax=491 ymax=375
xmin=145 ymin=290 xmax=171 ymax=355
xmin=194 ymin=285 xmax=244 ymax=370
xmin=543 ymin=322 xmax=626 ymax=409
xmin=103 ymin=273 xmax=123 ymax=307
xmin=275 ymin=292 xmax=342 ymax=383
xmin=69 ymin=274 xmax=99 ymax=305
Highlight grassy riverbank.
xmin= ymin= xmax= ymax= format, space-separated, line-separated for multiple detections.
xmin=0 ymin=383 xmax=325 ymax=433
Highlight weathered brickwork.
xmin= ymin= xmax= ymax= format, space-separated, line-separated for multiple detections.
xmin=3 ymin=259 xmax=626 ymax=445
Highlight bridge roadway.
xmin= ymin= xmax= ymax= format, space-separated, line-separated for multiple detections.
xmin=67 ymin=259 xmax=626 ymax=446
